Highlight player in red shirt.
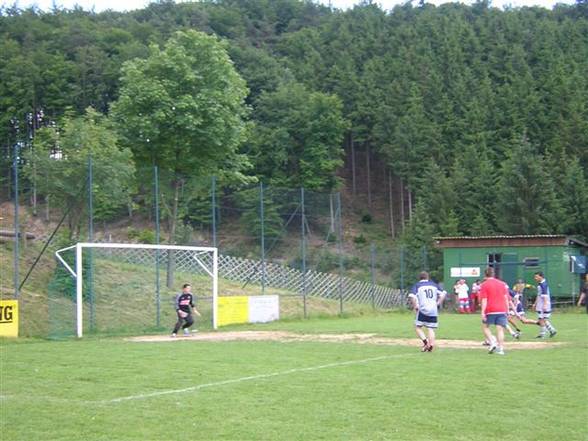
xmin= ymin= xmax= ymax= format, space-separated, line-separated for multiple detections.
xmin=479 ymin=267 xmax=510 ymax=355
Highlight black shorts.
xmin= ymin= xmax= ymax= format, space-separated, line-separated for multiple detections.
xmin=177 ymin=310 xmax=192 ymax=319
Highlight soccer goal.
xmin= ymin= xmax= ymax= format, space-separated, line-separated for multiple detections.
xmin=53 ymin=243 xmax=218 ymax=337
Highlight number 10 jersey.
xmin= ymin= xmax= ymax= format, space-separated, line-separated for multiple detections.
xmin=408 ymin=280 xmax=443 ymax=317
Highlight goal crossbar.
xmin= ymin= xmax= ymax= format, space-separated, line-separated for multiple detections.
xmin=55 ymin=242 xmax=218 ymax=337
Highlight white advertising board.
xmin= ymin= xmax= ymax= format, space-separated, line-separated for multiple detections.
xmin=248 ymin=295 xmax=280 ymax=323
xmin=450 ymin=267 xmax=481 ymax=278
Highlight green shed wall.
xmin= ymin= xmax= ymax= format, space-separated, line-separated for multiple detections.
xmin=442 ymin=245 xmax=583 ymax=298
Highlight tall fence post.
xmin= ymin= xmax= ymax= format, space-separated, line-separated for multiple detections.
xmin=87 ymin=156 xmax=95 ymax=330
xmin=370 ymin=243 xmax=376 ymax=309
xmin=211 ymin=174 xmax=218 ymax=329
xmin=400 ymin=246 xmax=405 ymax=293
xmin=301 ymin=187 xmax=307 ymax=318
xmin=351 ymin=135 xmax=356 ymax=197
xmin=211 ymin=175 xmax=217 ymax=249
xmin=154 ymin=166 xmax=161 ymax=328
xmin=13 ymin=143 xmax=20 ymax=298
xmin=88 ymin=156 xmax=94 ymax=241
xmin=337 ymin=192 xmax=344 ymax=315
xmin=260 ymin=182 xmax=266 ymax=296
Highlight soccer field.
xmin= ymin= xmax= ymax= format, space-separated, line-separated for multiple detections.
xmin=1 ymin=312 xmax=587 ymax=441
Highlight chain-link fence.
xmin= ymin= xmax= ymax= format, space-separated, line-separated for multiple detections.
xmin=1 ymin=156 xmax=451 ymax=337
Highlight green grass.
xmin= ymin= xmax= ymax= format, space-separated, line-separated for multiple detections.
xmin=1 ymin=312 xmax=587 ymax=440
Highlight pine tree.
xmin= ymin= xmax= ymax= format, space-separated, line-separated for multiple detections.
xmin=451 ymin=144 xmax=498 ymax=234
xmin=494 ymin=134 xmax=564 ymax=234
xmin=554 ymin=156 xmax=588 ymax=239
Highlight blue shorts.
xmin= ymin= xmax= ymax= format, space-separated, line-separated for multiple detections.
xmin=483 ymin=313 xmax=507 ymax=327
xmin=415 ymin=311 xmax=438 ymax=329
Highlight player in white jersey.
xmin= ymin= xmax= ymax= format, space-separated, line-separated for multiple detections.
xmin=408 ymin=271 xmax=446 ymax=352
xmin=533 ymin=272 xmax=557 ymax=338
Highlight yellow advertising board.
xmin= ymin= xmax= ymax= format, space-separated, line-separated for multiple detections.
xmin=0 ymin=300 xmax=19 ymax=337
xmin=217 ymin=296 xmax=249 ymax=327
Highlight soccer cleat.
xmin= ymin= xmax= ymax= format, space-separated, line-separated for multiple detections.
xmin=495 ymin=349 xmax=505 ymax=355
xmin=426 ymin=345 xmax=434 ymax=352
xmin=488 ymin=344 xmax=497 ymax=354
xmin=171 ymin=333 xmax=176 ymax=338
xmin=513 ymin=332 xmax=521 ymax=340
xmin=549 ymin=329 xmax=557 ymax=338
xmin=535 ymin=334 xmax=546 ymax=339
xmin=482 ymin=340 xmax=490 ymax=346
xmin=183 ymin=329 xmax=190 ymax=336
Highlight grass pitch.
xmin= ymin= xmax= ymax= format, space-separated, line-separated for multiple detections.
xmin=1 ymin=312 xmax=587 ymax=440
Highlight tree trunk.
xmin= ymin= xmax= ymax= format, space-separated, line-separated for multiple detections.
xmin=329 ymin=193 xmax=335 ymax=234
xmin=388 ymin=169 xmax=395 ymax=238
xmin=408 ymin=188 xmax=413 ymax=221
xmin=400 ymin=178 xmax=405 ymax=229
xmin=32 ymin=179 xmax=37 ymax=216
xmin=44 ymin=195 xmax=50 ymax=222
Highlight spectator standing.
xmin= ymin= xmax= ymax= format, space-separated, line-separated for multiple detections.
xmin=470 ymin=279 xmax=481 ymax=313
xmin=455 ymin=279 xmax=470 ymax=314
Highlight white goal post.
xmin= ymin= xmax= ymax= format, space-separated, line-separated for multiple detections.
xmin=55 ymin=242 xmax=218 ymax=337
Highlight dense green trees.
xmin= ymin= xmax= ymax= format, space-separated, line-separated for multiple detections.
xmin=111 ymin=29 xmax=250 ymax=246
xmin=22 ymin=108 xmax=134 ymax=237
xmin=494 ymin=135 xmax=563 ymax=234
xmin=249 ymin=82 xmax=347 ymax=191
xmin=1 ymin=0 xmax=587 ymax=242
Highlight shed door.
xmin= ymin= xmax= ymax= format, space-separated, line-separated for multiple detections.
xmin=501 ymin=253 xmax=518 ymax=287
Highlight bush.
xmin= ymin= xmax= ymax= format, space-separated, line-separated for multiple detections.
xmin=315 ymin=250 xmax=339 ymax=273
xmin=361 ymin=212 xmax=372 ymax=223
xmin=353 ymin=234 xmax=367 ymax=245
xmin=127 ymin=227 xmax=156 ymax=244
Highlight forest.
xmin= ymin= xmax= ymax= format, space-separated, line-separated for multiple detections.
xmin=1 ymin=0 xmax=587 ymax=255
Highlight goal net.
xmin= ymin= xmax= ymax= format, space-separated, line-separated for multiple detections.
xmin=51 ymin=243 xmax=218 ymax=338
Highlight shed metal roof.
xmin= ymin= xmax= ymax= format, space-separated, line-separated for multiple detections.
xmin=433 ymin=235 xmax=588 ymax=249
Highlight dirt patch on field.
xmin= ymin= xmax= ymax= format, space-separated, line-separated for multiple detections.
xmin=127 ymin=331 xmax=563 ymax=350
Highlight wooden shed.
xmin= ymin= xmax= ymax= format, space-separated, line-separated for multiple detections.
xmin=434 ymin=235 xmax=587 ymax=299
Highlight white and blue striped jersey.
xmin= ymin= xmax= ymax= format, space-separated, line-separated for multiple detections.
xmin=536 ymin=279 xmax=552 ymax=312
xmin=408 ymin=280 xmax=442 ymax=317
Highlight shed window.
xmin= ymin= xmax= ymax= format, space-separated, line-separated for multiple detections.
xmin=524 ymin=257 xmax=540 ymax=267
xmin=487 ymin=253 xmax=502 ymax=278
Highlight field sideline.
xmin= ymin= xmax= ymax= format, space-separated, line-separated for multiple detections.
xmin=1 ymin=312 xmax=587 ymax=440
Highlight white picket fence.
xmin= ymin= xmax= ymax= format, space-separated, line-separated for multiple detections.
xmin=216 ymin=254 xmax=403 ymax=309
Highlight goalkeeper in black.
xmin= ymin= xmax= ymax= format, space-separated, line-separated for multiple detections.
xmin=171 ymin=283 xmax=201 ymax=337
